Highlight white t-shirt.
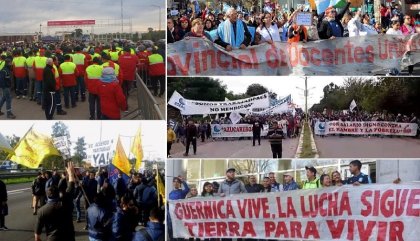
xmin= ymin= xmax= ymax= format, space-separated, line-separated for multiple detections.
xmin=386 ymin=28 xmax=403 ymax=35
xmin=257 ymin=24 xmax=281 ymax=43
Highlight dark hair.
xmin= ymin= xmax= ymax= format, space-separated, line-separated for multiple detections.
xmin=201 ymin=182 xmax=213 ymax=196
xmin=349 ymin=160 xmax=362 ymax=170
xmin=391 ymin=20 xmax=400 ymax=26
xmin=64 ymin=54 xmax=71 ymax=61
xmin=320 ymin=174 xmax=329 ymax=184
xmin=47 ymin=185 xmax=59 ymax=199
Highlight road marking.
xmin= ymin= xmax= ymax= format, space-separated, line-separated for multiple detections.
xmin=7 ymin=188 xmax=31 ymax=194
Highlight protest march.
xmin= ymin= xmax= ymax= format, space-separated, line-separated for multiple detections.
xmin=167 ymin=0 xmax=420 ymax=75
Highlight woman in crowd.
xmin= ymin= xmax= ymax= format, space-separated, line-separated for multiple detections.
xmin=401 ymin=15 xmax=415 ymax=35
xmin=256 ymin=12 xmax=282 ymax=44
xmin=203 ymin=19 xmax=215 ymax=32
xmin=332 ymin=171 xmax=345 ymax=186
xmin=287 ymin=19 xmax=308 ymax=43
xmin=167 ymin=18 xmax=184 ymax=43
xmin=361 ymin=14 xmax=379 ymax=35
xmin=320 ymin=174 xmax=332 ymax=187
xmin=186 ymin=186 xmax=198 ymax=198
xmin=201 ymin=182 xmax=214 ymax=197
xmin=184 ymin=18 xmax=212 ymax=40
xmin=178 ymin=16 xmax=191 ymax=40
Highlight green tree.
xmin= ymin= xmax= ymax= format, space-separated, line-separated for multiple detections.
xmin=168 ymin=77 xmax=228 ymax=101
xmin=0 ymin=135 xmax=20 ymax=160
xmin=73 ymin=137 xmax=87 ymax=166
xmin=245 ymin=83 xmax=269 ymax=97
xmin=51 ymin=122 xmax=70 ymax=139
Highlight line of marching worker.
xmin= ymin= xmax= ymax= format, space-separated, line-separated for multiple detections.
xmin=26 ymin=162 xmax=165 ymax=241
xmin=0 ymin=42 xmax=165 ymax=120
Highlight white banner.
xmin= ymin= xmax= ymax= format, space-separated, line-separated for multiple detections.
xmin=167 ymin=34 xmax=420 ymax=76
xmin=52 ymin=136 xmax=71 ymax=158
xmin=211 ymin=124 xmax=269 ymax=138
xmin=168 ymin=183 xmax=420 ymax=240
xmin=251 ymin=95 xmax=293 ymax=115
xmin=168 ymin=91 xmax=270 ymax=115
xmin=314 ymin=121 xmax=418 ymax=136
xmin=86 ymin=139 xmax=114 ymax=167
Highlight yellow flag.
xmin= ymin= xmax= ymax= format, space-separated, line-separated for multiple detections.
xmin=112 ymin=136 xmax=131 ymax=175
xmin=10 ymin=128 xmax=60 ymax=168
xmin=131 ymin=128 xmax=143 ymax=171
xmin=156 ymin=172 xmax=166 ymax=204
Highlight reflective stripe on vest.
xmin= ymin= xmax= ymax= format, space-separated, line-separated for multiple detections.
xmin=53 ymin=64 xmax=59 ymax=79
xmin=53 ymin=65 xmax=60 ymax=90
xmin=60 ymin=62 xmax=76 ymax=74
xmin=34 ymin=56 xmax=47 ymax=69
xmin=148 ymin=54 xmax=163 ymax=65
xmin=26 ymin=56 xmax=35 ymax=68
xmin=13 ymin=56 xmax=26 ymax=67
xmin=0 ymin=61 xmax=5 ymax=70
xmin=86 ymin=64 xmax=103 ymax=79
xmin=72 ymin=53 xmax=85 ymax=65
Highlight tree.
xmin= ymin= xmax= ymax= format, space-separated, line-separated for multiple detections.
xmin=245 ymin=83 xmax=269 ymax=97
xmin=148 ymin=27 xmax=154 ymax=33
xmin=51 ymin=121 xmax=70 ymax=139
xmin=0 ymin=135 xmax=20 ymax=160
xmin=168 ymin=77 xmax=228 ymax=101
xmin=73 ymin=137 xmax=87 ymax=166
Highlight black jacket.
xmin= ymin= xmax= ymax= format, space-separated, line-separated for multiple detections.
xmin=0 ymin=66 xmax=12 ymax=88
xmin=318 ymin=3 xmax=351 ymax=39
xmin=42 ymin=64 xmax=56 ymax=94
xmin=185 ymin=124 xmax=198 ymax=140
xmin=0 ymin=180 xmax=7 ymax=202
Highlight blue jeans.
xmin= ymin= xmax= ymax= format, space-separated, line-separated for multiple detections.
xmin=74 ymin=196 xmax=81 ymax=221
xmin=76 ymin=76 xmax=86 ymax=99
xmin=0 ymin=88 xmax=12 ymax=113
xmin=54 ymin=91 xmax=63 ymax=112
xmin=63 ymin=86 xmax=76 ymax=107
xmin=15 ymin=77 xmax=27 ymax=96
xmin=35 ymin=81 xmax=43 ymax=104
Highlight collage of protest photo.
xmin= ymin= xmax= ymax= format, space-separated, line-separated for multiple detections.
xmin=166 ymin=0 xmax=420 ymax=240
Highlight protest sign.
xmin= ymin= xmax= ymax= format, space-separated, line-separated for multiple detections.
xmin=168 ymin=183 xmax=420 ymax=240
xmin=296 ymin=12 xmax=313 ymax=26
xmin=52 ymin=136 xmax=71 ymax=158
xmin=86 ymin=139 xmax=114 ymax=167
xmin=211 ymin=124 xmax=269 ymax=138
xmin=250 ymin=95 xmax=292 ymax=115
xmin=314 ymin=121 xmax=418 ymax=136
xmin=168 ymin=91 xmax=270 ymax=115
xmin=167 ymin=34 xmax=420 ymax=76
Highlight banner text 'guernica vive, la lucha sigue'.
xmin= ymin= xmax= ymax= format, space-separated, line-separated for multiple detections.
xmin=168 ymin=183 xmax=420 ymax=240
xmin=167 ymin=34 xmax=420 ymax=76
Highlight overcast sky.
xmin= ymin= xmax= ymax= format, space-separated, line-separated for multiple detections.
xmin=0 ymin=120 xmax=165 ymax=160
xmin=217 ymin=76 xmax=376 ymax=109
xmin=0 ymin=0 xmax=164 ymax=34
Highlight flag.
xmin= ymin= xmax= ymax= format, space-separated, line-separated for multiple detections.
xmin=113 ymin=136 xmax=131 ymax=175
xmin=156 ymin=171 xmax=166 ymax=205
xmin=316 ymin=0 xmax=347 ymax=14
xmin=349 ymin=99 xmax=357 ymax=111
xmin=0 ymin=132 xmax=13 ymax=154
xmin=229 ymin=111 xmax=242 ymax=124
xmin=10 ymin=127 xmax=60 ymax=168
xmin=108 ymin=163 xmax=129 ymax=187
xmin=131 ymin=129 xmax=143 ymax=172
xmin=224 ymin=97 xmax=230 ymax=101
xmin=330 ymin=0 xmax=347 ymax=8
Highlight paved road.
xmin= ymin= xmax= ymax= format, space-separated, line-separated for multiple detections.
xmin=0 ymin=182 xmax=89 ymax=241
xmin=169 ymin=137 xmax=300 ymax=158
xmin=315 ymin=135 xmax=420 ymax=158
xmin=0 ymin=87 xmax=164 ymax=120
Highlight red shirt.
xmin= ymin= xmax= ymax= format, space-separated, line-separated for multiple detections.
xmin=97 ymin=81 xmax=127 ymax=119
xmin=137 ymin=51 xmax=150 ymax=71
xmin=118 ymin=53 xmax=139 ymax=81
xmin=59 ymin=61 xmax=79 ymax=87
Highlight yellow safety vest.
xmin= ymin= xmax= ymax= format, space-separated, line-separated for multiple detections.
xmin=86 ymin=64 xmax=103 ymax=79
xmin=0 ymin=60 xmax=5 ymax=70
xmin=52 ymin=64 xmax=60 ymax=79
xmin=90 ymin=53 xmax=101 ymax=60
xmin=25 ymin=56 xmax=35 ymax=68
xmin=148 ymin=54 xmax=164 ymax=65
xmin=103 ymin=49 xmax=110 ymax=55
xmin=12 ymin=56 xmax=27 ymax=67
xmin=60 ymin=62 xmax=77 ymax=74
xmin=109 ymin=51 xmax=120 ymax=62
xmin=102 ymin=61 xmax=120 ymax=76
xmin=34 ymin=56 xmax=47 ymax=69
xmin=72 ymin=53 xmax=85 ymax=65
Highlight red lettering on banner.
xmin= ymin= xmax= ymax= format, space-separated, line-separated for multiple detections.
xmin=217 ymin=51 xmax=230 ymax=69
xmin=290 ymin=221 xmax=303 ymax=238
xmin=185 ymin=222 xmax=196 ymax=236
xmin=344 ymin=41 xmax=354 ymax=63
xmin=201 ymin=50 xmax=216 ymax=72
xmin=304 ymin=221 xmax=320 ymax=239
xmin=347 ymin=219 xmax=354 ymax=240
xmin=339 ymin=191 xmax=352 ymax=215
xmin=204 ymin=222 xmax=216 ymax=237
xmin=366 ymin=45 xmax=374 ymax=62
xmin=362 ymin=189 xmax=419 ymax=217
xmin=377 ymin=221 xmax=388 ymax=241
xmin=289 ymin=44 xmax=299 ymax=67
xmin=266 ymin=45 xmax=279 ymax=68
xmin=287 ymin=197 xmax=297 ymax=217
xmin=319 ymin=193 xmax=328 ymax=216
xmin=361 ymin=190 xmax=373 ymax=216
xmin=279 ymin=49 xmax=288 ymax=66
xmin=381 ymin=190 xmax=395 ymax=218
xmin=228 ymin=222 xmax=240 ymax=236
xmin=237 ymin=54 xmax=253 ymax=69
xmin=389 ymin=221 xmax=404 ymax=241
xmin=300 ymin=48 xmax=310 ymax=66
xmin=354 ymin=47 xmax=364 ymax=63
xmin=379 ymin=38 xmax=388 ymax=60
xmin=193 ymin=42 xmax=201 ymax=74
xmin=357 ymin=220 xmax=376 ymax=241
xmin=265 ymin=221 xmax=276 ymax=237
xmin=170 ymin=54 xmax=192 ymax=75
xmin=216 ymin=222 xmax=228 ymax=237
xmin=407 ymin=188 xmax=420 ymax=216
xmin=322 ymin=49 xmax=334 ymax=65
xmin=242 ymin=221 xmax=257 ymax=237
xmin=250 ymin=49 xmax=258 ymax=69
xmin=217 ymin=200 xmax=226 ymax=218
xmin=328 ymin=192 xmax=339 ymax=216
xmin=334 ymin=47 xmax=345 ymax=65
xmin=226 ymin=200 xmax=236 ymax=218
xmin=310 ymin=48 xmax=321 ymax=66
xmin=237 ymin=199 xmax=247 ymax=218
xmin=326 ymin=220 xmax=346 ymax=238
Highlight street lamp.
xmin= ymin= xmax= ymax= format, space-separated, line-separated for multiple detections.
xmin=151 ymin=4 xmax=162 ymax=31
xmin=296 ymin=77 xmax=315 ymax=122
xmin=39 ymin=24 xmax=42 ymax=37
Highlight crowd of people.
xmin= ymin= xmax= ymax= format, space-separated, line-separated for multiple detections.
xmin=167 ymin=112 xmax=304 ymax=158
xmin=168 ymin=160 xmax=380 ymax=240
xmin=168 ymin=1 xmax=419 ymax=74
xmin=0 ymin=39 xmax=165 ymax=120
xmin=1 ymin=162 xmax=165 ymax=241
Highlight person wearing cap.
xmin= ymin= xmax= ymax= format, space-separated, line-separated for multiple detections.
xmin=218 ymin=168 xmax=247 ymax=197
xmin=169 ymin=176 xmax=190 ymax=200
xmin=167 ymin=124 xmax=176 ymax=158
xmin=245 ymin=175 xmax=263 ymax=193
xmin=96 ymin=67 xmax=127 ymax=120
xmin=118 ymin=46 xmax=138 ymax=107
xmin=303 ymin=166 xmax=321 ymax=189
xmin=346 ymin=160 xmax=370 ymax=186
xmin=283 ymin=172 xmax=299 ymax=191
xmin=43 ymin=58 xmax=57 ymax=119
xmin=215 ymin=8 xmax=252 ymax=51
xmin=318 ymin=1 xmax=351 ymax=40
xmin=267 ymin=121 xmax=284 ymax=158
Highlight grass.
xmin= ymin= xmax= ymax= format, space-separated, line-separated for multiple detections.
xmin=3 ymin=176 xmax=36 ymax=185
xmin=300 ymin=122 xmax=317 ymax=158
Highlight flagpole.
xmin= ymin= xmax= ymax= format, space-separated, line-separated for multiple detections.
xmin=5 ymin=124 xmax=35 ymax=161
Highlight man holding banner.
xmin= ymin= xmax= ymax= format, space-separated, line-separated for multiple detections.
xmin=215 ymin=8 xmax=252 ymax=51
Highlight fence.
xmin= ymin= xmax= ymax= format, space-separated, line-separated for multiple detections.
xmin=134 ymin=73 xmax=164 ymax=120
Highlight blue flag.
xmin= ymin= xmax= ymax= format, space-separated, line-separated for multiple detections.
xmin=108 ymin=163 xmax=129 ymax=187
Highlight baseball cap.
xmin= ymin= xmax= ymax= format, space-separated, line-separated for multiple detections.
xmin=226 ymin=168 xmax=236 ymax=173
xmin=305 ymin=165 xmax=317 ymax=175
